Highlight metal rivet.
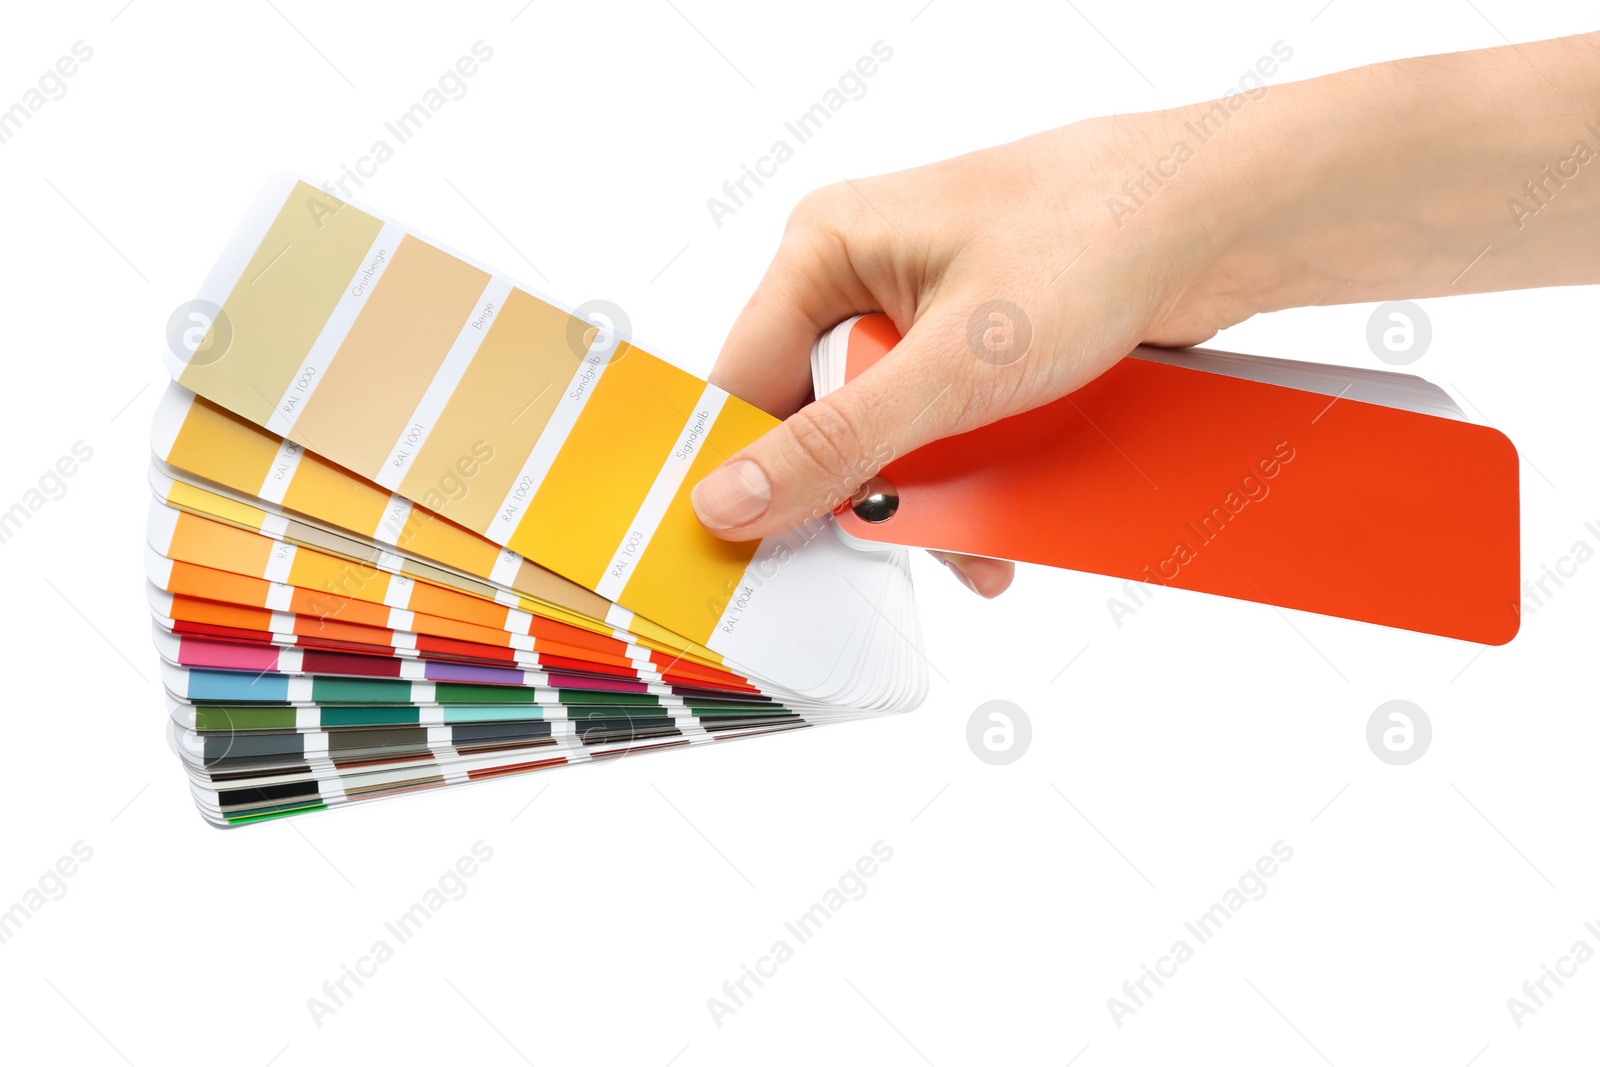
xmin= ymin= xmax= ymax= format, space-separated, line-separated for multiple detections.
xmin=850 ymin=476 xmax=899 ymax=523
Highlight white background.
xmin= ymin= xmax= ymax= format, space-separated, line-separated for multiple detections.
xmin=1 ymin=1 xmax=1596 ymax=1064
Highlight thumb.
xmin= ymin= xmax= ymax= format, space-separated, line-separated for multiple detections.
xmin=691 ymin=314 xmax=970 ymax=540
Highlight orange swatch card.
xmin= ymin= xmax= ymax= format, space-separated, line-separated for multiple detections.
xmin=824 ymin=314 xmax=1521 ymax=645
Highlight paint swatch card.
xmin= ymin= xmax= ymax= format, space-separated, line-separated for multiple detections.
xmin=814 ymin=314 xmax=1521 ymax=644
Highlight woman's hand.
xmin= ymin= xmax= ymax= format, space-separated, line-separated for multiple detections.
xmin=693 ymin=113 xmax=1257 ymax=597
xmin=692 ymin=32 xmax=1600 ymax=596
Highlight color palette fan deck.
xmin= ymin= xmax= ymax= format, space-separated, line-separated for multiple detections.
xmin=149 ymin=176 xmax=926 ymax=826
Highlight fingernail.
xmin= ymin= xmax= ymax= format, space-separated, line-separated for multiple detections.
xmin=934 ymin=553 xmax=980 ymax=595
xmin=692 ymin=459 xmax=772 ymax=530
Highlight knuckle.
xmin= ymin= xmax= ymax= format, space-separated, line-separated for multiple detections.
xmin=786 ymin=182 xmax=850 ymax=231
xmin=783 ymin=403 xmax=866 ymax=485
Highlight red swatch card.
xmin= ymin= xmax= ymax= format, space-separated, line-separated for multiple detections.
xmin=823 ymin=314 xmax=1520 ymax=645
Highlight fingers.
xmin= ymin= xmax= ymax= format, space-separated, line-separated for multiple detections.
xmin=931 ymin=552 xmax=1015 ymax=598
xmin=691 ymin=312 xmax=967 ymax=540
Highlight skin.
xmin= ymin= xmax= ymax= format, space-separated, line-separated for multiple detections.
xmin=691 ymin=31 xmax=1600 ymax=596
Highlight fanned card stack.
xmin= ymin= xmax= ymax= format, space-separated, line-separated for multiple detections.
xmin=150 ymin=175 xmax=927 ymax=827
